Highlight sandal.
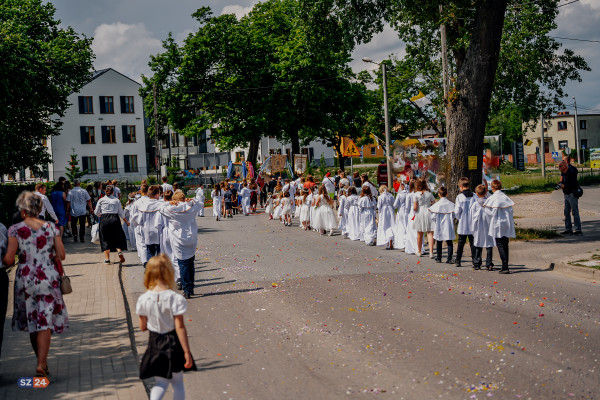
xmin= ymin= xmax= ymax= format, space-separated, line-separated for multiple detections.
xmin=104 ymin=259 xmax=110 ymax=264
xmin=118 ymin=251 xmax=125 ymax=264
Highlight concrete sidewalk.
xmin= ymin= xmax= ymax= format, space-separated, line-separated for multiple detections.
xmin=0 ymin=237 xmax=146 ymax=399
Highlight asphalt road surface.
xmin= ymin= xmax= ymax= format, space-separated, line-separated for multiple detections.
xmin=123 ymin=210 xmax=599 ymax=400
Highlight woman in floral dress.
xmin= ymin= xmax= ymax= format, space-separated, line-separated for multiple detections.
xmin=2 ymin=191 xmax=68 ymax=379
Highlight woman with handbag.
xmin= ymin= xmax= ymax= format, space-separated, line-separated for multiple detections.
xmin=2 ymin=191 xmax=69 ymax=380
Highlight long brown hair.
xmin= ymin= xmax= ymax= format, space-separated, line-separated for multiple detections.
xmin=318 ymin=185 xmax=332 ymax=205
xmin=360 ymin=186 xmax=373 ymax=200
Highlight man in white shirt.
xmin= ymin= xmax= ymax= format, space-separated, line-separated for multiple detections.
xmin=34 ymin=183 xmax=58 ymax=224
xmin=66 ymin=179 xmax=92 ymax=243
xmin=161 ymin=176 xmax=173 ymax=193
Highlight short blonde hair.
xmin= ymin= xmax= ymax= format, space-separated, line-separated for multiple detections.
xmin=144 ymin=254 xmax=176 ymax=290
xmin=16 ymin=191 xmax=43 ymax=217
xmin=378 ymin=185 xmax=388 ymax=194
xmin=172 ymin=191 xmax=186 ymax=202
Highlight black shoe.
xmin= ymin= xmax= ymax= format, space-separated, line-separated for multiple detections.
xmin=560 ymin=230 xmax=573 ymax=235
xmin=184 ymin=292 xmax=191 ymax=299
xmin=573 ymin=231 xmax=582 ymax=235
xmin=455 ymin=263 xmax=462 ymax=268
xmin=434 ymin=258 xmax=442 ymax=263
xmin=486 ymin=265 xmax=494 ymax=271
xmin=472 ymin=265 xmax=481 ymax=270
xmin=499 ymin=269 xmax=510 ymax=274
xmin=176 ymin=280 xmax=182 ymax=290
xmin=80 ymin=239 xmax=85 ymax=243
xmin=445 ymin=259 xmax=453 ymax=264
xmin=74 ymin=237 xmax=78 ymax=243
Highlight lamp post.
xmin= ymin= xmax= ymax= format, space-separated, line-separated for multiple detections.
xmin=363 ymin=57 xmax=392 ymax=190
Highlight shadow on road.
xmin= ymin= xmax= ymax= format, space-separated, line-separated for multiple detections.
xmin=201 ymin=287 xmax=264 ymax=297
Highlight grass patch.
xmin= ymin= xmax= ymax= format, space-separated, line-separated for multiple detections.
xmin=568 ymin=259 xmax=600 ymax=270
xmin=515 ymin=227 xmax=560 ymax=241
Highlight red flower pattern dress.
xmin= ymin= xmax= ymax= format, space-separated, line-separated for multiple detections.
xmin=8 ymin=222 xmax=69 ymax=333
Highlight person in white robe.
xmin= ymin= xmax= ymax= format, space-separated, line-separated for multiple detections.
xmin=470 ymin=184 xmax=495 ymax=270
xmin=429 ymin=187 xmax=455 ymax=263
xmin=195 ymin=184 xmax=205 ymax=217
xmin=130 ymin=186 xmax=150 ymax=264
xmin=124 ymin=197 xmax=137 ymax=251
xmin=393 ymin=183 xmax=408 ymax=250
xmin=240 ymin=183 xmax=251 ymax=216
xmin=484 ymin=180 xmax=515 ymax=274
xmin=211 ymin=184 xmax=223 ymax=221
xmin=299 ymin=189 xmax=311 ymax=230
xmin=132 ymin=185 xmax=165 ymax=267
xmin=345 ymin=187 xmax=360 ymax=240
xmin=159 ymin=194 xmax=202 ymax=298
xmin=358 ymin=186 xmax=377 ymax=245
xmin=404 ymin=181 xmax=420 ymax=255
xmin=337 ymin=187 xmax=348 ymax=238
xmin=454 ymin=178 xmax=475 ymax=267
xmin=265 ymin=193 xmax=274 ymax=220
xmin=313 ymin=186 xmax=337 ymax=236
xmin=376 ymin=185 xmax=396 ymax=249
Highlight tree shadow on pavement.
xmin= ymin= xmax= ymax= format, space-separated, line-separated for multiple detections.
xmin=200 ymin=287 xmax=264 ymax=297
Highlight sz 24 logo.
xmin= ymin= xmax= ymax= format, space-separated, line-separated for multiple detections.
xmin=18 ymin=377 xmax=50 ymax=388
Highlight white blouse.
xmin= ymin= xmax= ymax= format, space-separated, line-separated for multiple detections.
xmin=94 ymin=196 xmax=124 ymax=218
xmin=136 ymin=289 xmax=187 ymax=334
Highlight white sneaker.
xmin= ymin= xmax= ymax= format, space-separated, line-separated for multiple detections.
xmin=416 ymin=252 xmax=422 ymax=257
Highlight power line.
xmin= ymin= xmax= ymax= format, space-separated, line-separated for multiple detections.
xmin=550 ymin=36 xmax=600 ymax=43
xmin=558 ymin=0 xmax=579 ymax=7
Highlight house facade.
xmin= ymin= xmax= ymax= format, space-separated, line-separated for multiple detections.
xmin=46 ymin=68 xmax=148 ymax=181
xmin=522 ymin=112 xmax=600 ymax=164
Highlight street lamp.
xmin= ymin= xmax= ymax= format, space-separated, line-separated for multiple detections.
xmin=362 ymin=57 xmax=392 ymax=190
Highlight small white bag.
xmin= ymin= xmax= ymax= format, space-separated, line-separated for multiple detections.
xmin=91 ymin=224 xmax=100 ymax=244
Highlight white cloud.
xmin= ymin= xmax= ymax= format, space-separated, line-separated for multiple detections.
xmin=220 ymin=4 xmax=256 ymax=19
xmin=350 ymin=24 xmax=406 ymax=74
xmin=92 ymin=22 xmax=162 ymax=82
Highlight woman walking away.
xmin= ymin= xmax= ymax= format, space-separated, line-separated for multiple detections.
xmin=413 ymin=179 xmax=435 ymax=257
xmin=211 ymin=184 xmax=223 ymax=221
xmin=358 ymin=186 xmax=377 ymax=245
xmin=94 ymin=185 xmax=129 ymax=264
xmin=376 ymin=185 xmax=395 ymax=249
xmin=3 ymin=191 xmax=69 ymax=380
xmin=137 ymin=254 xmax=196 ymax=399
xmin=49 ymin=182 xmax=68 ymax=238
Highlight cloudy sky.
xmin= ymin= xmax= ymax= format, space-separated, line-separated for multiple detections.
xmin=50 ymin=0 xmax=600 ymax=112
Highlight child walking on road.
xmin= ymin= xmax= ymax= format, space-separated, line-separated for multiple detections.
xmin=137 ymin=254 xmax=196 ymax=400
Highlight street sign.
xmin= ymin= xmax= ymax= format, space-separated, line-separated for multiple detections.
xmin=342 ymin=139 xmax=361 ymax=157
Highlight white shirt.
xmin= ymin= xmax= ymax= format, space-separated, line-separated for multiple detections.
xmin=134 ymin=198 xmax=165 ymax=245
xmin=136 ymin=289 xmax=187 ymax=334
xmin=34 ymin=191 xmax=58 ymax=220
xmin=160 ymin=201 xmax=202 ymax=260
xmin=113 ymin=186 xmax=121 ymax=199
xmin=66 ymin=186 xmax=91 ymax=217
xmin=195 ymin=188 xmax=205 ymax=202
xmin=94 ymin=195 xmax=125 ymax=218
xmin=161 ymin=183 xmax=174 ymax=193
xmin=322 ymin=177 xmax=336 ymax=194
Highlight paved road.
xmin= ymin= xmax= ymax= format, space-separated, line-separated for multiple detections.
xmin=123 ymin=209 xmax=599 ymax=400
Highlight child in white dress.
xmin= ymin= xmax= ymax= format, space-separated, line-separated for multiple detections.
xmin=211 ymin=184 xmax=223 ymax=221
xmin=337 ymin=186 xmax=348 ymax=238
xmin=413 ymin=179 xmax=435 ymax=257
xmin=376 ymin=185 xmax=395 ymax=249
xmin=404 ymin=180 xmax=419 ymax=254
xmin=299 ymin=189 xmax=311 ymax=230
xmin=393 ymin=182 xmax=407 ymax=250
xmin=429 ymin=186 xmax=455 ymax=263
xmin=470 ymin=184 xmax=495 ymax=270
xmin=272 ymin=193 xmax=283 ymax=222
xmin=313 ymin=185 xmax=337 ymax=236
xmin=265 ymin=193 xmax=274 ymax=220
xmin=484 ymin=180 xmax=515 ymax=274
xmin=358 ymin=186 xmax=377 ymax=245
xmin=345 ymin=187 xmax=360 ymax=240
xmin=281 ymin=192 xmax=292 ymax=226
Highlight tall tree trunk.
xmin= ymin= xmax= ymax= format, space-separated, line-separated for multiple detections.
xmin=289 ymin=129 xmax=301 ymax=168
xmin=332 ymin=137 xmax=347 ymax=172
xmin=247 ymin=135 xmax=260 ymax=168
xmin=447 ymin=0 xmax=508 ymax=200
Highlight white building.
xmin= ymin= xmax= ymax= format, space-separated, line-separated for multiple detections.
xmin=45 ymin=68 xmax=148 ymax=181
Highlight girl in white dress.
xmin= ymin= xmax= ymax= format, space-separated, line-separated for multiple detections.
xmin=211 ymin=184 xmax=223 ymax=221
xmin=299 ymin=189 xmax=311 ymax=230
xmin=313 ymin=185 xmax=337 ymax=236
xmin=265 ymin=193 xmax=274 ymax=219
xmin=272 ymin=193 xmax=283 ymax=222
xmin=281 ymin=191 xmax=292 ymax=226
xmin=337 ymin=186 xmax=348 ymax=238
xmin=308 ymin=187 xmax=317 ymax=231
xmin=413 ymin=179 xmax=435 ymax=257
xmin=393 ymin=182 xmax=407 ymax=250
xmin=376 ymin=185 xmax=396 ymax=249
xmin=404 ymin=180 xmax=419 ymax=254
xmin=358 ymin=186 xmax=377 ymax=245
xmin=345 ymin=187 xmax=360 ymax=240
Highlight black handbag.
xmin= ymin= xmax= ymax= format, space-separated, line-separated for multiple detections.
xmin=574 ymin=186 xmax=583 ymax=198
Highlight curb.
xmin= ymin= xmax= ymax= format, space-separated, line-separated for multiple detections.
xmin=553 ymin=262 xmax=597 ymax=280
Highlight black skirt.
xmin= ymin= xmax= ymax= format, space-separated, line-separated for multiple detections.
xmin=139 ymin=330 xmax=197 ymax=380
xmin=98 ymin=213 xmax=127 ymax=252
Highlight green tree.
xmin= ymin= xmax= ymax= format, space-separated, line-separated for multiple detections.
xmin=65 ymin=148 xmax=87 ymax=181
xmin=0 ymin=0 xmax=94 ymax=177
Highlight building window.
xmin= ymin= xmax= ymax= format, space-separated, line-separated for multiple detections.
xmin=558 ymin=140 xmax=568 ymax=150
xmin=99 ymin=96 xmax=114 ymax=114
xmin=101 ymin=126 xmax=116 ymax=143
xmin=171 ymin=132 xmax=179 ymax=147
xmin=80 ymin=126 xmax=95 ymax=144
xmin=370 ymin=147 xmax=376 ymax=156
xmin=103 ymin=156 xmax=118 ymax=173
xmin=122 ymin=126 xmax=136 ymax=143
xmin=124 ymin=155 xmax=138 ymax=172
xmin=557 ymin=121 xmax=567 ymax=131
xmin=120 ymin=96 xmax=135 ymax=113
xmin=82 ymin=156 xmax=97 ymax=174
xmin=581 ymin=139 xmax=588 ymax=150
xmin=78 ymin=96 xmax=93 ymax=114
xmin=580 ymin=120 xmax=587 ymax=130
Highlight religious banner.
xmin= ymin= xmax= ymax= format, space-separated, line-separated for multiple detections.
xmin=270 ymin=154 xmax=287 ymax=173
xmin=294 ymin=154 xmax=308 ymax=175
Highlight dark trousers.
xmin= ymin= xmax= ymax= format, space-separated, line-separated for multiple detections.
xmin=436 ymin=240 xmax=453 ymax=261
xmin=456 ymin=234 xmax=475 ymax=264
xmin=144 ymin=244 xmax=160 ymax=267
xmin=0 ymin=268 xmax=8 ymax=358
xmin=473 ymin=247 xmax=493 ymax=268
xmin=178 ymin=256 xmax=196 ymax=295
xmin=71 ymin=214 xmax=86 ymax=241
xmin=496 ymin=237 xmax=510 ymax=269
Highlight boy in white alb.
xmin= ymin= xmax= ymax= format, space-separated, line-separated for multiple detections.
xmin=470 ymin=184 xmax=495 ymax=270
xmin=484 ymin=180 xmax=515 ymax=274
xmin=429 ymin=186 xmax=455 ymax=263
xmin=195 ymin=184 xmax=205 ymax=217
xmin=161 ymin=176 xmax=173 ymax=193
xmin=239 ymin=183 xmax=251 ymax=216
xmin=453 ymin=177 xmax=475 ymax=267
xmin=134 ymin=185 xmax=165 ymax=267
xmin=131 ymin=184 xmax=149 ymax=265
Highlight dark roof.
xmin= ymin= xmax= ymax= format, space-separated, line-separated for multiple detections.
xmin=89 ymin=68 xmax=141 ymax=86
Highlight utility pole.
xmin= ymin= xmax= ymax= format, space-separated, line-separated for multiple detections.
xmin=382 ymin=62 xmax=392 ymax=190
xmin=440 ymin=5 xmax=450 ymax=136
xmin=153 ymin=82 xmax=160 ymax=180
xmin=540 ymin=113 xmax=546 ymax=178
xmin=573 ymin=97 xmax=581 ymax=164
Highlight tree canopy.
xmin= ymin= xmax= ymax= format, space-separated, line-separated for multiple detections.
xmin=0 ymin=0 xmax=94 ymax=178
